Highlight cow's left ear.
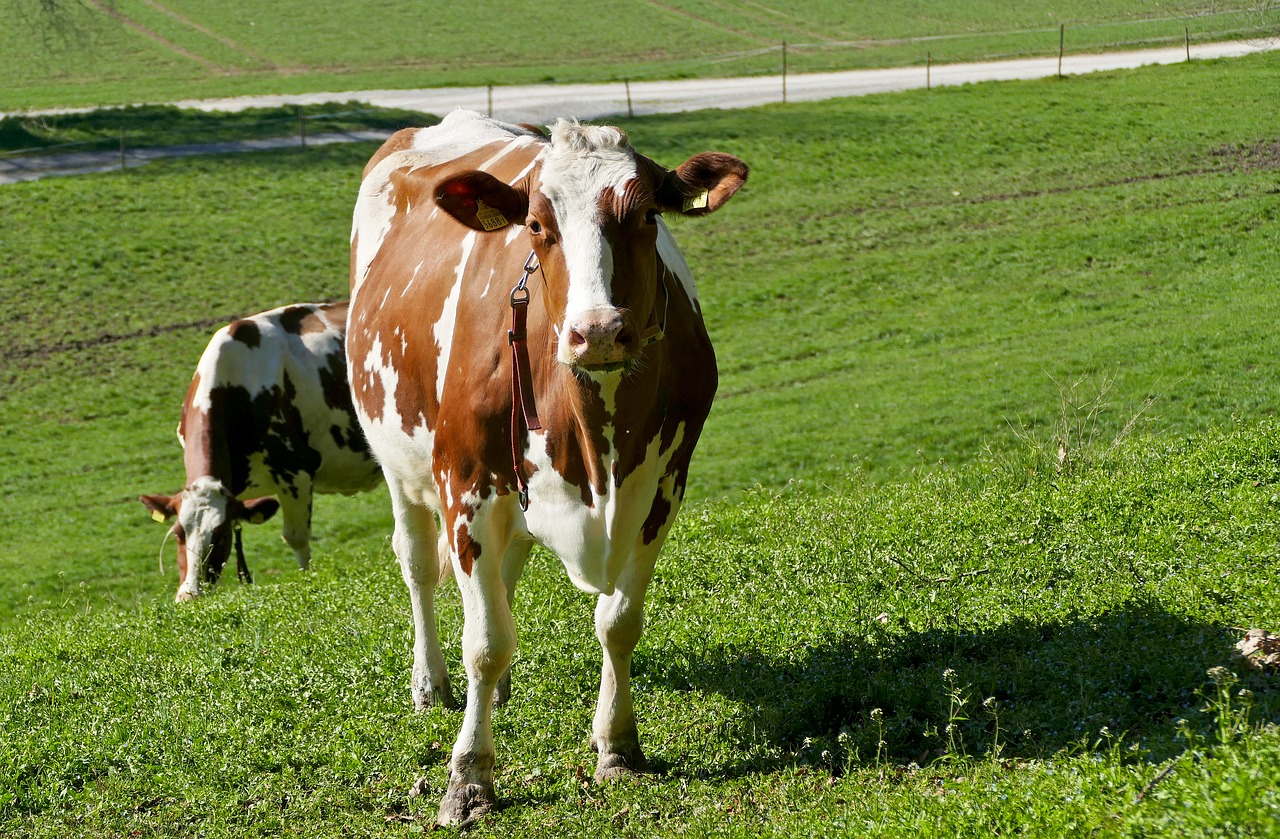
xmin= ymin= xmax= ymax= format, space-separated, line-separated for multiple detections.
xmin=140 ymin=493 xmax=180 ymax=523
xmin=435 ymin=171 xmax=530 ymax=232
xmin=235 ymin=497 xmax=280 ymax=525
xmin=657 ymin=152 xmax=749 ymax=217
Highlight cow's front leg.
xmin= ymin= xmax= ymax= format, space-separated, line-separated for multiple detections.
xmin=389 ymin=481 xmax=455 ymax=710
xmin=438 ymin=509 xmax=516 ymax=826
xmin=277 ymin=482 xmax=314 ymax=571
xmin=591 ymin=547 xmax=659 ymax=781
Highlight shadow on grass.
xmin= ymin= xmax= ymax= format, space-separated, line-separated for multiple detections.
xmin=640 ymin=601 xmax=1268 ymax=777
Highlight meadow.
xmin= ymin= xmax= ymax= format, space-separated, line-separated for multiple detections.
xmin=2 ymin=0 xmax=1277 ymax=111
xmin=1 ymin=51 xmax=1279 ymax=835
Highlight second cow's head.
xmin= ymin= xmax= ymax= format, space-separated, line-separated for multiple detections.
xmin=434 ymin=121 xmax=748 ymax=372
xmin=140 ymin=477 xmax=279 ymax=601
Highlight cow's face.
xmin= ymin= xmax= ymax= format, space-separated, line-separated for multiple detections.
xmin=435 ymin=121 xmax=747 ymax=374
xmin=140 ymin=479 xmax=279 ymax=602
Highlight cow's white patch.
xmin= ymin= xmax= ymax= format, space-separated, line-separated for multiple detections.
xmin=655 ymin=219 xmax=700 ymax=311
xmin=435 ymin=231 xmax=475 ymax=404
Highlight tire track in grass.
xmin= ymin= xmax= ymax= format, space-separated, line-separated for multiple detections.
xmin=697 ymin=0 xmax=841 ymax=43
xmin=83 ymin=0 xmax=235 ymax=74
xmin=637 ymin=0 xmax=774 ymax=46
xmin=138 ymin=0 xmax=282 ymax=71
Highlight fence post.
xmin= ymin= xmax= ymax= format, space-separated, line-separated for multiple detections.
xmin=1058 ymin=24 xmax=1065 ymax=78
xmin=626 ymin=79 xmax=633 ymax=118
xmin=119 ymin=129 xmax=125 ymax=171
xmin=1185 ymin=27 xmax=1191 ymax=62
xmin=927 ymin=51 xmax=932 ymax=90
xmin=298 ymin=107 xmax=306 ymax=149
xmin=488 ymin=85 xmax=493 ymax=118
xmin=782 ymin=41 xmax=787 ymax=103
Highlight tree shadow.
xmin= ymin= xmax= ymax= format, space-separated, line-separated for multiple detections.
xmin=637 ymin=601 xmax=1269 ymax=777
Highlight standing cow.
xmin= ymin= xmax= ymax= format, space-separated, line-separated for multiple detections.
xmin=348 ymin=109 xmax=746 ymax=824
xmin=141 ymin=301 xmax=383 ymax=602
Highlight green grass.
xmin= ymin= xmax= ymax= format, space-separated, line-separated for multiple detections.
xmin=2 ymin=0 xmax=1277 ymax=110
xmin=2 ymin=51 xmax=1280 ymax=836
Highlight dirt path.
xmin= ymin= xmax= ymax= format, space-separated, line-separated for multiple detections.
xmin=2 ymin=37 xmax=1276 ymax=184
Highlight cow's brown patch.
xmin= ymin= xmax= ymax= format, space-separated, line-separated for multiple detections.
xmin=279 ymin=305 xmax=327 ymax=336
xmin=227 ymin=319 xmax=261 ymax=348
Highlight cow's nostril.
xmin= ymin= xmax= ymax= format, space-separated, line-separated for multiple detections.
xmin=616 ymin=326 xmax=634 ymax=347
xmin=569 ymin=328 xmax=588 ymax=347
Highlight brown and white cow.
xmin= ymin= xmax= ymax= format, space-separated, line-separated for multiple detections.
xmin=348 ymin=109 xmax=746 ymax=824
xmin=141 ymin=301 xmax=383 ymax=602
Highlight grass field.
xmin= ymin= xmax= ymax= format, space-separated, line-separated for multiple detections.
xmin=2 ymin=51 xmax=1279 ymax=836
xmin=2 ymin=1 xmax=1277 ymax=111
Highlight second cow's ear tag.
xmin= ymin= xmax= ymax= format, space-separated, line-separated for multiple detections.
xmin=151 ymin=509 xmax=167 ymax=523
xmin=249 ymin=513 xmax=265 ymax=525
xmin=475 ymin=199 xmax=509 ymax=231
xmin=682 ymin=188 xmax=710 ymax=212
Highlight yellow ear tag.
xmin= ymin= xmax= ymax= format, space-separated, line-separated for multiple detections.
xmin=250 ymin=513 xmax=265 ymax=524
xmin=683 ymin=189 xmax=710 ymax=212
xmin=475 ymin=199 xmax=509 ymax=231
xmin=151 ymin=510 xmax=167 ymax=523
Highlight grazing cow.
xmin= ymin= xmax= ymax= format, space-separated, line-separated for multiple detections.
xmin=141 ymin=301 xmax=383 ymax=602
xmin=347 ymin=109 xmax=746 ymax=824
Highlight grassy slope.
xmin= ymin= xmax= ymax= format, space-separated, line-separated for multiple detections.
xmin=2 ymin=1 xmax=1274 ymax=110
xmin=1 ymin=54 xmax=1278 ymax=836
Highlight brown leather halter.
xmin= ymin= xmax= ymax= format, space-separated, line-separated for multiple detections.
xmin=508 ymin=251 xmax=542 ymax=511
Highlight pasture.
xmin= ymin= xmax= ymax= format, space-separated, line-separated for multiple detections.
xmin=3 ymin=0 xmax=1277 ymax=111
xmin=2 ymin=52 xmax=1279 ymax=835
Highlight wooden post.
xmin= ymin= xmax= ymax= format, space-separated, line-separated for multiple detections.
xmin=298 ymin=107 xmax=306 ymax=149
xmin=119 ymin=129 xmax=125 ymax=170
xmin=1058 ymin=24 xmax=1065 ymax=78
xmin=1185 ymin=27 xmax=1191 ymax=62
xmin=927 ymin=51 xmax=932 ymax=90
xmin=781 ymin=41 xmax=788 ymax=103
xmin=626 ymin=79 xmax=633 ymax=118
xmin=487 ymin=85 xmax=493 ymax=117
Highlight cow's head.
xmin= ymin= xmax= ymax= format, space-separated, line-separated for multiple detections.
xmin=140 ymin=478 xmax=280 ymax=602
xmin=434 ymin=120 xmax=747 ymax=373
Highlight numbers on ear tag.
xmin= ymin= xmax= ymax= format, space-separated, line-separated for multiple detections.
xmin=475 ymin=200 xmax=509 ymax=231
xmin=683 ymin=189 xmax=710 ymax=212
xmin=151 ymin=510 xmax=167 ymax=523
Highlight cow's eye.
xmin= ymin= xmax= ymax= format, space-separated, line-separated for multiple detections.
xmin=644 ymin=209 xmax=660 ymax=225
xmin=528 ymin=220 xmax=543 ymax=234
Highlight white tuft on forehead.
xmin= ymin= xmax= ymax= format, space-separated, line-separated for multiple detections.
xmin=547 ymin=119 xmax=630 ymax=154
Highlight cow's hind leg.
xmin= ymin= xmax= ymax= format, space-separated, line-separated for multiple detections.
xmin=439 ymin=509 xmax=516 ymax=826
xmin=389 ymin=481 xmax=455 ymax=710
xmin=494 ymin=538 xmax=532 ymax=707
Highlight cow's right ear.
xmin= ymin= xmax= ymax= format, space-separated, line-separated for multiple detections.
xmin=140 ymin=494 xmax=180 ymax=523
xmin=434 ymin=171 xmax=529 ymax=232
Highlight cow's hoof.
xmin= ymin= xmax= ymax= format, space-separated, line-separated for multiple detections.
xmin=436 ymin=780 xmax=497 ymax=827
xmin=174 ymin=590 xmax=197 ymax=603
xmin=594 ymin=746 xmax=649 ymax=783
xmin=412 ymin=682 xmax=458 ymax=712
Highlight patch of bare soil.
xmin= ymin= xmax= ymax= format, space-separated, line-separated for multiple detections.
xmin=1236 ymin=628 xmax=1280 ymax=672
xmin=1210 ymin=139 xmax=1280 ymax=172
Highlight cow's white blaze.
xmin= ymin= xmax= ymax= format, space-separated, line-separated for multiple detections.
xmin=175 ymin=476 xmax=232 ymax=599
xmin=539 ymin=121 xmax=640 ymax=363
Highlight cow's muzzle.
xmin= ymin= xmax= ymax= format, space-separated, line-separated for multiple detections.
xmin=564 ymin=308 xmax=637 ymax=371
